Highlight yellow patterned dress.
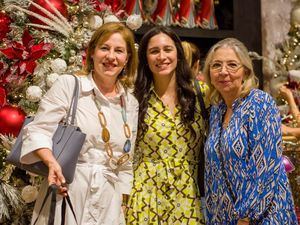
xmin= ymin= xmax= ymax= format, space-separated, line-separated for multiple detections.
xmin=126 ymin=88 xmax=205 ymax=225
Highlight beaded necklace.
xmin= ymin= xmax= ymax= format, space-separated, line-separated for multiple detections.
xmin=93 ymin=90 xmax=131 ymax=170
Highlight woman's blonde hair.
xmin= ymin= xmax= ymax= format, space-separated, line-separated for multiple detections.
xmin=182 ymin=41 xmax=201 ymax=74
xmin=80 ymin=22 xmax=137 ymax=89
xmin=202 ymin=38 xmax=259 ymax=105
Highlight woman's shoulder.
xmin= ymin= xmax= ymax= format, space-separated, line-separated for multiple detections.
xmin=126 ymin=88 xmax=139 ymax=109
xmin=247 ymin=89 xmax=275 ymax=106
xmin=53 ymin=74 xmax=78 ymax=88
xmin=246 ymin=89 xmax=278 ymax=116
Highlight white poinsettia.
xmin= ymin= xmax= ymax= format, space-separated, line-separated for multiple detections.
xmin=46 ymin=73 xmax=60 ymax=87
xmin=21 ymin=185 xmax=38 ymax=203
xmin=26 ymin=86 xmax=43 ymax=102
xmin=50 ymin=58 xmax=67 ymax=73
xmin=126 ymin=14 xmax=143 ymax=30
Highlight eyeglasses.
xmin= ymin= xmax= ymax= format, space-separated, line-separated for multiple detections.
xmin=210 ymin=61 xmax=243 ymax=73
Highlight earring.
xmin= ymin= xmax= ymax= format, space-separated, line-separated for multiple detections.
xmin=122 ymin=67 xmax=126 ymax=76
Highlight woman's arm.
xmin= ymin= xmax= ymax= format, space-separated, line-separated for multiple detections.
xmin=21 ymin=75 xmax=76 ymax=193
xmin=279 ymin=86 xmax=299 ymax=126
xmin=240 ymin=92 xmax=284 ymax=219
xmin=282 ymin=124 xmax=300 ymax=138
xmin=35 ymin=148 xmax=67 ymax=195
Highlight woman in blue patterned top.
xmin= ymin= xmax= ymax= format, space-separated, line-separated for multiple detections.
xmin=202 ymin=38 xmax=297 ymax=224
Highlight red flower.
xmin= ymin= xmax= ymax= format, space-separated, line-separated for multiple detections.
xmin=0 ymin=86 xmax=6 ymax=107
xmin=90 ymin=0 xmax=110 ymax=12
xmin=0 ymin=12 xmax=12 ymax=41
xmin=0 ymin=30 xmax=52 ymax=81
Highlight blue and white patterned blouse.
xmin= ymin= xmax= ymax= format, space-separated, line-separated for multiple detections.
xmin=205 ymin=89 xmax=297 ymax=224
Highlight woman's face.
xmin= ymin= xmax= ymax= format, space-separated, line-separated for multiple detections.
xmin=146 ymin=33 xmax=177 ymax=78
xmin=209 ymin=47 xmax=245 ymax=98
xmin=92 ymin=32 xmax=128 ymax=81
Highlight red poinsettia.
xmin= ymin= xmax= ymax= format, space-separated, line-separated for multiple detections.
xmin=91 ymin=1 xmax=110 ymax=12
xmin=0 ymin=29 xmax=52 ymax=81
xmin=0 ymin=86 xmax=6 ymax=107
xmin=0 ymin=61 xmax=10 ymax=84
xmin=0 ymin=12 xmax=12 ymax=41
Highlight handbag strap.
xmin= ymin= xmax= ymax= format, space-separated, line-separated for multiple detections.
xmin=33 ymin=184 xmax=78 ymax=225
xmin=65 ymin=75 xmax=80 ymax=126
xmin=194 ymin=80 xmax=209 ymax=123
xmin=194 ymin=80 xmax=209 ymax=197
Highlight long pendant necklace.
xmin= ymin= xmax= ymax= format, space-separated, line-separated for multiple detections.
xmin=93 ymin=90 xmax=131 ymax=170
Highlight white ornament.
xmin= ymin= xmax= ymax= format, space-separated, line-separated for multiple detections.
xmin=89 ymin=15 xmax=103 ymax=30
xmin=289 ymin=70 xmax=300 ymax=83
xmin=50 ymin=58 xmax=67 ymax=73
xmin=126 ymin=14 xmax=143 ymax=30
xmin=21 ymin=185 xmax=38 ymax=203
xmin=291 ymin=3 xmax=300 ymax=25
xmin=103 ymin=15 xmax=120 ymax=24
xmin=46 ymin=73 xmax=60 ymax=87
xmin=26 ymin=86 xmax=43 ymax=102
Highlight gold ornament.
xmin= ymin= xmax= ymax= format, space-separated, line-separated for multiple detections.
xmin=67 ymin=5 xmax=80 ymax=15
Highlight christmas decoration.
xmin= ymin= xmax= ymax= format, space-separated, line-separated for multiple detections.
xmin=0 ymin=11 xmax=12 ymax=41
xmin=0 ymin=1 xmax=143 ymax=223
xmin=0 ymin=29 xmax=53 ymax=81
xmin=0 ymin=87 xmax=7 ymax=107
xmin=28 ymin=0 xmax=68 ymax=26
xmin=268 ymin=2 xmax=300 ymax=209
xmin=0 ymin=105 xmax=26 ymax=137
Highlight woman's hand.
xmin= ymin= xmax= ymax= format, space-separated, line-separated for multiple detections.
xmin=47 ymin=160 xmax=68 ymax=196
xmin=35 ymin=148 xmax=68 ymax=196
xmin=279 ymin=85 xmax=293 ymax=101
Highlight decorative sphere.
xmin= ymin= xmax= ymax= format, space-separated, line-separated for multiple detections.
xmin=28 ymin=0 xmax=68 ymax=26
xmin=291 ymin=4 xmax=300 ymax=25
xmin=0 ymin=105 xmax=26 ymax=137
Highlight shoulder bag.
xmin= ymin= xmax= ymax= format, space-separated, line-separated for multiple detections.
xmin=194 ymin=80 xmax=210 ymax=197
xmin=6 ymin=75 xmax=86 ymax=184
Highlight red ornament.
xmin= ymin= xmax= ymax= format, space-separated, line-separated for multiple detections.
xmin=0 ymin=105 xmax=26 ymax=137
xmin=0 ymin=12 xmax=12 ymax=41
xmin=28 ymin=0 xmax=68 ymax=26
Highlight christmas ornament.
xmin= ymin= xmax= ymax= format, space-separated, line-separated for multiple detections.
xmin=282 ymin=155 xmax=295 ymax=173
xmin=0 ymin=105 xmax=26 ymax=137
xmin=26 ymin=86 xmax=43 ymax=102
xmin=88 ymin=15 xmax=103 ymax=30
xmin=21 ymin=185 xmax=38 ymax=203
xmin=50 ymin=58 xmax=67 ymax=73
xmin=0 ymin=11 xmax=12 ymax=41
xmin=291 ymin=2 xmax=300 ymax=25
xmin=126 ymin=14 xmax=143 ymax=30
xmin=28 ymin=0 xmax=68 ymax=26
xmin=0 ymin=87 xmax=7 ymax=107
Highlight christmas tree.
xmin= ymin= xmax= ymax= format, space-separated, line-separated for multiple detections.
xmin=268 ymin=1 xmax=300 ymax=219
xmin=0 ymin=0 xmax=142 ymax=223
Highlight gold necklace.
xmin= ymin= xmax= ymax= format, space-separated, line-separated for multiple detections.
xmin=93 ymin=91 xmax=131 ymax=170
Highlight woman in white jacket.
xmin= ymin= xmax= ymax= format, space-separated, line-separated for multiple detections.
xmin=21 ymin=22 xmax=138 ymax=225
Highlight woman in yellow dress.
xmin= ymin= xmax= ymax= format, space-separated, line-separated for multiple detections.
xmin=126 ymin=26 xmax=206 ymax=224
